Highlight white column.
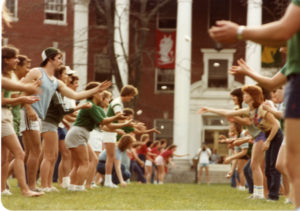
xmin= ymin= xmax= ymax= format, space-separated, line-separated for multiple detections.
xmin=114 ymin=0 xmax=130 ymax=86
xmin=73 ymin=0 xmax=89 ymax=91
xmin=173 ymin=0 xmax=192 ymax=156
xmin=245 ymin=0 xmax=262 ymax=85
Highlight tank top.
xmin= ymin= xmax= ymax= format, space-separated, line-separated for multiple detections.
xmin=31 ymin=68 xmax=58 ymax=120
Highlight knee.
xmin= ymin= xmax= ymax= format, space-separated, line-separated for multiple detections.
xmin=14 ymin=150 xmax=25 ymax=161
xmin=31 ymin=146 xmax=42 ymax=156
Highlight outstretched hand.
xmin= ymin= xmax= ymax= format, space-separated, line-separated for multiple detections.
xmin=208 ymin=20 xmax=240 ymax=44
xmin=197 ymin=107 xmax=209 ymax=114
xmin=98 ymin=80 xmax=112 ymax=92
xmin=229 ymin=59 xmax=251 ymax=76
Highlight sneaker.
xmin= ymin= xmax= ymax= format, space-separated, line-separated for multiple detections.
xmin=266 ymin=197 xmax=278 ymax=202
xmin=1 ymin=189 xmax=12 ymax=196
xmin=284 ymin=198 xmax=293 ymax=204
xmin=40 ymin=187 xmax=51 ymax=192
xmin=49 ymin=186 xmax=59 ymax=192
xmin=237 ymin=186 xmax=246 ymax=191
xmin=91 ymin=183 xmax=98 ymax=189
xmin=61 ymin=177 xmax=70 ymax=189
xmin=158 ymin=181 xmax=164 ymax=185
xmin=104 ymin=183 xmax=119 ymax=188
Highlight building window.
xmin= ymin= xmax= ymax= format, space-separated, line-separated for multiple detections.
xmin=209 ymin=0 xmax=231 ymax=28
xmin=5 ymin=0 xmax=18 ymax=21
xmin=201 ymin=49 xmax=236 ymax=90
xmin=91 ymin=0 xmax=108 ymax=28
xmin=155 ymin=68 xmax=174 ymax=93
xmin=208 ymin=59 xmax=228 ymax=88
xmin=154 ymin=119 xmax=173 ymax=145
xmin=44 ymin=0 xmax=67 ymax=25
xmin=157 ymin=1 xmax=176 ymax=30
xmin=94 ymin=54 xmax=112 ymax=81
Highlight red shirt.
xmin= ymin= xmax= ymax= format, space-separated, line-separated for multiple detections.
xmin=137 ymin=144 xmax=148 ymax=155
xmin=161 ymin=149 xmax=173 ymax=160
xmin=150 ymin=147 xmax=160 ymax=160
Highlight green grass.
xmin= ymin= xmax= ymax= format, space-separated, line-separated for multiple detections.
xmin=1 ymin=179 xmax=294 ymax=210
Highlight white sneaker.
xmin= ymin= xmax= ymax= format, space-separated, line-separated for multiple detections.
xmin=75 ymin=185 xmax=87 ymax=192
xmin=49 ymin=186 xmax=59 ymax=192
xmin=91 ymin=183 xmax=98 ymax=189
xmin=61 ymin=177 xmax=70 ymax=189
xmin=40 ymin=187 xmax=51 ymax=192
xmin=237 ymin=186 xmax=246 ymax=191
xmin=284 ymin=198 xmax=293 ymax=204
xmin=68 ymin=184 xmax=76 ymax=191
xmin=104 ymin=183 xmax=119 ymax=188
xmin=1 ymin=189 xmax=12 ymax=195
xmin=158 ymin=181 xmax=164 ymax=185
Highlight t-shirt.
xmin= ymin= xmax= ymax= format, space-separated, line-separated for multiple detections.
xmin=198 ymin=148 xmax=211 ymax=164
xmin=64 ymin=97 xmax=76 ymax=109
xmin=286 ymin=0 xmax=300 ymax=76
xmin=234 ymin=130 xmax=249 ymax=152
xmin=161 ymin=149 xmax=173 ymax=160
xmin=137 ymin=144 xmax=148 ymax=156
xmin=280 ymin=64 xmax=287 ymax=75
xmin=106 ymin=97 xmax=123 ymax=117
xmin=150 ymin=147 xmax=160 ymax=160
xmin=73 ymin=100 xmax=106 ymax=131
xmin=99 ymin=147 xmax=125 ymax=161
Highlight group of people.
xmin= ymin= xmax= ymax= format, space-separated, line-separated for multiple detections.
xmin=1 ymin=45 xmax=187 ymax=196
xmin=202 ymin=1 xmax=300 ymax=208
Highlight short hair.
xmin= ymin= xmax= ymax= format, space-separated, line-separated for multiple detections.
xmin=70 ymin=74 xmax=79 ymax=84
xmin=85 ymin=81 xmax=101 ymax=100
xmin=242 ymin=85 xmax=264 ymax=108
xmin=2 ymin=46 xmax=19 ymax=71
xmin=230 ymin=88 xmax=243 ymax=108
xmin=17 ymin=55 xmax=31 ymax=67
xmin=55 ymin=66 xmax=66 ymax=80
xmin=118 ymin=134 xmax=135 ymax=152
xmin=166 ymin=144 xmax=177 ymax=151
xmin=101 ymin=90 xmax=112 ymax=100
xmin=123 ymin=108 xmax=134 ymax=117
xmin=120 ymin=85 xmax=138 ymax=97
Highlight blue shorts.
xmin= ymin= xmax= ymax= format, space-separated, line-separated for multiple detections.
xmin=58 ymin=127 xmax=67 ymax=140
xmin=199 ymin=163 xmax=209 ymax=167
xmin=254 ymin=131 xmax=266 ymax=143
xmin=284 ymin=74 xmax=300 ymax=118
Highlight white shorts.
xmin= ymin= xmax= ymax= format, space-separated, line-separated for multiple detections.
xmin=1 ymin=108 xmax=15 ymax=138
xmin=155 ymin=155 xmax=164 ymax=166
xmin=102 ymin=131 xmax=117 ymax=143
xmin=145 ymin=160 xmax=153 ymax=167
xmin=20 ymin=109 xmax=41 ymax=133
xmin=88 ymin=129 xmax=103 ymax=152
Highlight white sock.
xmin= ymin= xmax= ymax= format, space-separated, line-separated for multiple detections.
xmin=256 ymin=186 xmax=264 ymax=198
xmin=76 ymin=185 xmax=85 ymax=191
xmin=104 ymin=174 xmax=112 ymax=185
xmin=68 ymin=184 xmax=75 ymax=191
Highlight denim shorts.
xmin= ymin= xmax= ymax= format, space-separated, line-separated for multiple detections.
xmin=254 ymin=131 xmax=266 ymax=143
xmin=284 ymin=74 xmax=300 ymax=118
xmin=58 ymin=127 xmax=67 ymax=140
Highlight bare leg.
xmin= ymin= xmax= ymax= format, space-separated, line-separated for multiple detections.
xmin=70 ymin=145 xmax=89 ymax=185
xmin=285 ymin=119 xmax=300 ymax=207
xmin=205 ymin=166 xmax=210 ymax=184
xmin=22 ymin=130 xmax=42 ymax=190
xmin=2 ymin=134 xmax=42 ymax=197
xmin=104 ymin=143 xmax=115 ymax=175
xmin=85 ymin=145 xmax=97 ymax=189
xmin=157 ymin=165 xmax=165 ymax=183
xmin=198 ymin=166 xmax=203 ymax=184
xmin=58 ymin=140 xmax=72 ymax=185
xmin=1 ymin=146 xmax=9 ymax=191
xmin=250 ymin=141 xmax=265 ymax=187
xmin=276 ymin=144 xmax=290 ymax=198
xmin=40 ymin=131 xmax=58 ymax=188
xmin=237 ymin=159 xmax=247 ymax=187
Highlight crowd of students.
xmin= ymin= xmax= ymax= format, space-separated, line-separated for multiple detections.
xmin=1 ymin=45 xmax=187 ymax=196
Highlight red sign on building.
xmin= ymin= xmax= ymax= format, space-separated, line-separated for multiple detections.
xmin=156 ymin=30 xmax=176 ymax=69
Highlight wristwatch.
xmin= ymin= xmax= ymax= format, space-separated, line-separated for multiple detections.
xmin=237 ymin=25 xmax=245 ymax=40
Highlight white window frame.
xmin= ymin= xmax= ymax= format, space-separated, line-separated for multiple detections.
xmin=44 ymin=0 xmax=67 ymax=25
xmin=5 ymin=0 xmax=18 ymax=22
xmin=200 ymin=48 xmax=236 ymax=90
xmin=154 ymin=68 xmax=174 ymax=94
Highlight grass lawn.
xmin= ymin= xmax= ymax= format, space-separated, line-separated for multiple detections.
xmin=1 ymin=179 xmax=294 ymax=210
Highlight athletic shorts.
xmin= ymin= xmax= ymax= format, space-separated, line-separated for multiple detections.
xmin=155 ymin=155 xmax=164 ymax=166
xmin=198 ymin=163 xmax=209 ymax=167
xmin=145 ymin=160 xmax=153 ymax=167
xmin=65 ymin=126 xmax=90 ymax=149
xmin=20 ymin=109 xmax=41 ymax=132
xmin=41 ymin=121 xmax=57 ymax=133
xmin=101 ymin=131 xmax=117 ymax=143
xmin=58 ymin=127 xmax=67 ymax=140
xmin=254 ymin=131 xmax=266 ymax=143
xmin=284 ymin=74 xmax=300 ymax=118
xmin=1 ymin=108 xmax=15 ymax=138
xmin=88 ymin=130 xmax=103 ymax=152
